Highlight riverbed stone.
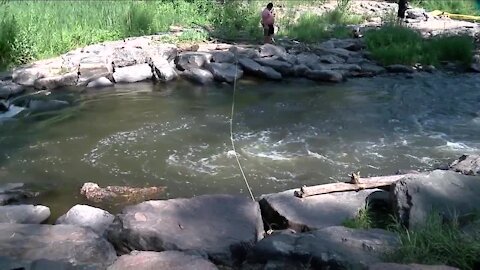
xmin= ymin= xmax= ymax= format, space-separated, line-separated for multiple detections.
xmin=247 ymin=226 xmax=399 ymax=269
xmin=107 ymin=251 xmax=218 ymax=270
xmin=305 ymin=69 xmax=344 ymax=83
xmin=391 ymin=170 xmax=480 ymax=229
xmin=205 ymin=62 xmax=243 ymax=83
xmin=0 ymin=80 xmax=25 ymax=99
xmin=0 ymin=224 xmax=116 ymax=267
xmin=87 ymin=76 xmax=114 ymax=88
xmin=0 ymin=205 xmax=50 ymax=224
xmin=386 ymin=64 xmax=416 ymax=73
xmin=28 ymin=99 xmax=70 ymax=113
xmin=113 ymin=64 xmax=153 ymax=83
xmin=259 ymin=188 xmax=382 ymax=231
xmin=211 ymin=51 xmax=235 ymax=63
xmin=296 ymin=52 xmax=321 ymax=69
xmin=238 ymin=58 xmax=282 ymax=80
xmin=319 ymin=54 xmax=346 ymax=64
xmin=33 ymin=72 xmax=79 ymax=90
xmin=448 ymin=155 xmax=480 ymax=175
xmin=56 ymin=204 xmax=114 ymax=235
xmin=368 ymin=263 xmax=459 ymax=270
xmin=106 ymin=194 xmax=264 ymax=266
xmin=150 ymin=57 xmax=178 ymax=82
xmin=182 ymin=67 xmax=214 ymax=85
xmin=254 ymin=57 xmax=293 ymax=75
xmin=175 ymin=52 xmax=212 ymax=71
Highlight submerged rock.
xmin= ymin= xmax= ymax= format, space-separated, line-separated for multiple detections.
xmin=391 ymin=170 xmax=480 ymax=229
xmin=107 ymin=194 xmax=264 ymax=266
xmin=56 ymin=204 xmax=114 ymax=235
xmin=0 ymin=205 xmax=50 ymax=224
xmin=28 ymin=99 xmax=70 ymax=113
xmin=0 ymin=223 xmax=117 ymax=267
xmin=107 ymin=251 xmax=218 ymax=270
xmin=247 ymin=226 xmax=399 ymax=269
xmin=448 ymin=154 xmax=480 ymax=175
xmin=80 ymin=182 xmax=166 ymax=204
xmin=259 ymin=188 xmax=384 ymax=231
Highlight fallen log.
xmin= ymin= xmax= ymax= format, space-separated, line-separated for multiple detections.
xmin=294 ymin=174 xmax=418 ymax=198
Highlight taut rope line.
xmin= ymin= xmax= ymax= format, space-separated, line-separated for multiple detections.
xmin=229 ymin=57 xmax=255 ymax=201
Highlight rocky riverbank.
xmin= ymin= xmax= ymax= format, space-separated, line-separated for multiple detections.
xmin=0 ymin=154 xmax=479 ymax=269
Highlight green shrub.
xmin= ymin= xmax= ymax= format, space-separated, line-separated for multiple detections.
xmin=124 ymin=2 xmax=154 ymax=37
xmin=0 ymin=13 xmax=17 ymax=69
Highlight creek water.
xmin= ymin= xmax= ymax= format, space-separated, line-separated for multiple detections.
xmin=1 ymin=73 xmax=479 ymax=219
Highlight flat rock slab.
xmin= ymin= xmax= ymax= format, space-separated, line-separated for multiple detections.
xmin=107 ymin=194 xmax=264 ymax=266
xmin=369 ymin=263 xmax=459 ymax=270
xmin=56 ymin=204 xmax=115 ymax=235
xmin=247 ymin=226 xmax=399 ymax=269
xmin=107 ymin=251 xmax=218 ymax=270
xmin=0 ymin=205 xmax=50 ymax=224
xmin=392 ymin=170 xmax=480 ymax=229
xmin=260 ymin=188 xmax=380 ymax=231
xmin=448 ymin=154 xmax=480 ymax=175
xmin=0 ymin=223 xmax=117 ymax=268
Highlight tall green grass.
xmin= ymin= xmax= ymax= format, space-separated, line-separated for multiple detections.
xmin=365 ymin=25 xmax=474 ymax=66
xmin=411 ymin=0 xmax=480 ymax=16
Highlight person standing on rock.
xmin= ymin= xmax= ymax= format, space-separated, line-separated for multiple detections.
xmin=397 ymin=0 xmax=409 ymax=25
xmin=261 ymin=3 xmax=275 ymax=44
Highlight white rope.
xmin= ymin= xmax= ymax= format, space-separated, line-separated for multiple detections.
xmin=230 ymin=58 xmax=255 ymax=201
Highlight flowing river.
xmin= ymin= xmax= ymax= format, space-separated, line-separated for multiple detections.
xmin=1 ymin=73 xmax=479 ymax=218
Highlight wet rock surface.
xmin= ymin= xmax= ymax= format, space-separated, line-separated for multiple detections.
xmin=56 ymin=204 xmax=115 ymax=235
xmin=107 ymin=251 xmax=218 ymax=270
xmin=0 ymin=205 xmax=50 ymax=224
xmin=448 ymin=154 xmax=480 ymax=175
xmin=107 ymin=194 xmax=264 ymax=266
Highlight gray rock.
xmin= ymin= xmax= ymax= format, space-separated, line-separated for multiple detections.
xmin=87 ymin=77 xmax=114 ymax=88
xmin=386 ymin=64 xmax=415 ymax=73
xmin=315 ymin=47 xmax=357 ymax=60
xmin=0 ymin=223 xmax=116 ymax=267
xmin=259 ymin=188 xmax=381 ymax=231
xmin=369 ymin=263 xmax=459 ymax=270
xmin=0 ymin=205 xmax=50 ymax=224
xmin=12 ymin=66 xmax=48 ymax=86
xmin=346 ymin=56 xmax=369 ymax=64
xmin=229 ymin=46 xmax=260 ymax=59
xmin=78 ymin=62 xmax=111 ymax=85
xmin=0 ymin=183 xmax=36 ymax=205
xmin=247 ymin=226 xmax=399 ymax=269
xmin=470 ymin=63 xmax=480 ymax=73
xmin=392 ymin=170 xmax=480 ymax=229
xmin=28 ymin=99 xmax=70 ymax=113
xmin=259 ymin=44 xmax=287 ymax=58
xmin=107 ymin=251 xmax=218 ymax=270
xmin=296 ymin=52 xmax=321 ymax=69
xmin=254 ymin=57 xmax=293 ymax=75
xmin=145 ymin=44 xmax=178 ymax=63
xmin=305 ymin=69 xmax=343 ymax=83
xmin=56 ymin=204 xmax=114 ymax=235
xmin=238 ymin=58 xmax=282 ymax=80
xmin=361 ymin=63 xmax=386 ymax=74
xmin=448 ymin=155 xmax=480 ymax=175
xmin=318 ymin=63 xmax=362 ymax=72
xmin=211 ymin=51 xmax=235 ymax=63
xmin=150 ymin=57 xmax=178 ymax=82
xmin=175 ymin=52 xmax=212 ymax=71
xmin=292 ymin=64 xmax=310 ymax=77
xmin=205 ymin=62 xmax=243 ymax=83
xmin=111 ymin=47 xmax=149 ymax=68
xmin=0 ymin=256 xmax=97 ymax=270
xmin=406 ymin=8 xmax=428 ymax=20
xmin=319 ymin=54 xmax=346 ymax=64
xmin=107 ymin=194 xmax=264 ymax=266
xmin=182 ymin=67 xmax=214 ymax=85
xmin=34 ymin=72 xmax=79 ymax=90
xmin=113 ymin=64 xmax=153 ymax=83
xmin=0 ymin=80 xmax=25 ymax=99
xmin=333 ymin=39 xmax=365 ymax=51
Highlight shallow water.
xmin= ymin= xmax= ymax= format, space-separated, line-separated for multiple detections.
xmin=1 ymin=73 xmax=480 ymax=218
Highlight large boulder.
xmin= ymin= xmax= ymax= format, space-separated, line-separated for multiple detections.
xmin=0 ymin=205 xmax=50 ymax=224
xmin=181 ymin=67 xmax=214 ymax=85
xmin=150 ymin=57 xmax=178 ymax=82
xmin=259 ymin=188 xmax=384 ymax=231
xmin=33 ymin=72 xmax=79 ymax=90
xmin=247 ymin=226 xmax=399 ymax=269
xmin=107 ymin=194 xmax=264 ymax=266
xmin=448 ymin=155 xmax=480 ymax=175
xmin=175 ymin=52 xmax=212 ymax=71
xmin=238 ymin=58 xmax=282 ymax=80
xmin=211 ymin=51 xmax=235 ymax=63
xmin=107 ymin=251 xmax=218 ymax=270
xmin=319 ymin=54 xmax=346 ymax=64
xmin=296 ymin=52 xmax=321 ymax=69
xmin=205 ymin=62 xmax=243 ymax=83
xmin=305 ymin=69 xmax=344 ymax=82
xmin=0 ymin=80 xmax=24 ymax=99
xmin=228 ymin=46 xmax=260 ymax=59
xmin=113 ymin=64 xmax=153 ymax=83
xmin=391 ymin=170 xmax=480 ymax=229
xmin=56 ymin=204 xmax=115 ymax=235
xmin=87 ymin=77 xmax=114 ymax=88
xmin=369 ymin=263 xmax=459 ymax=270
xmin=258 ymin=44 xmax=295 ymax=63
xmin=0 ymin=223 xmax=117 ymax=267
xmin=254 ymin=58 xmax=293 ymax=76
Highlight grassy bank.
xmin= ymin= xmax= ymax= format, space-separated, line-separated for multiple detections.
xmin=364 ymin=25 xmax=474 ymax=66
xmin=412 ymin=0 xmax=480 ymax=16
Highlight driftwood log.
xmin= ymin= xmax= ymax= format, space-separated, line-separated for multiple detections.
xmin=294 ymin=174 xmax=417 ymax=198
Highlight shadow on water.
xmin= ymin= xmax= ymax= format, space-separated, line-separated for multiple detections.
xmin=1 ymin=73 xmax=480 ymax=220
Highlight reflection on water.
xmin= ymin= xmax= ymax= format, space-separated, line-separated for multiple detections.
xmin=1 ymin=74 xmax=479 ymax=218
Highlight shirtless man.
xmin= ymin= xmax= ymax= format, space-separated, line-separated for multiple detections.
xmin=261 ymin=3 xmax=275 ymax=44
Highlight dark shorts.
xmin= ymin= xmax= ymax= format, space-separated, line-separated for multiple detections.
xmin=397 ymin=0 xmax=408 ymax=18
xmin=263 ymin=24 xmax=274 ymax=36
